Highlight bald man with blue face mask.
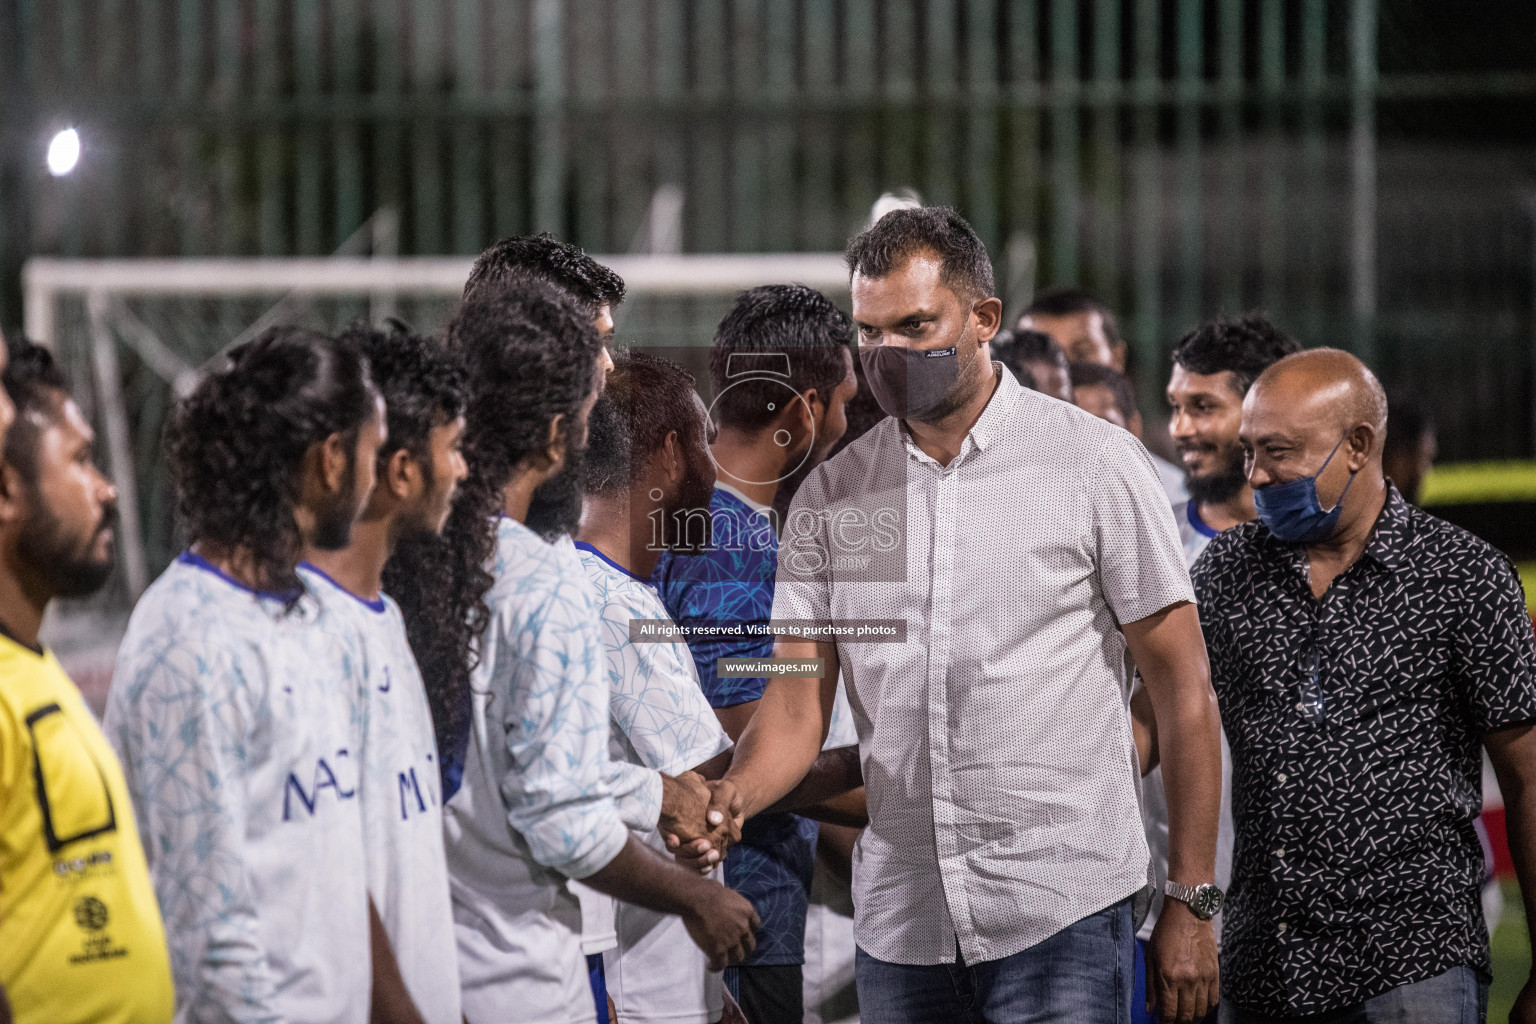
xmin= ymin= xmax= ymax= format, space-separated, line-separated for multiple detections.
xmin=1193 ymin=348 xmax=1536 ymax=1024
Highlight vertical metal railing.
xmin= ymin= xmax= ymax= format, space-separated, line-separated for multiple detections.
xmin=3 ymin=0 xmax=1533 ymax=460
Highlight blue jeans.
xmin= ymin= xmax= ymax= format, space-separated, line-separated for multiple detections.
xmin=1219 ymin=967 xmax=1488 ymax=1024
xmin=1133 ymin=937 xmax=1157 ymax=1024
xmin=856 ymin=897 xmax=1135 ymax=1024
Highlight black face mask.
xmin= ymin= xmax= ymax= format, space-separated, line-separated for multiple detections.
xmin=859 ymin=314 xmax=981 ymax=423
xmin=859 ymin=344 xmax=964 ymax=422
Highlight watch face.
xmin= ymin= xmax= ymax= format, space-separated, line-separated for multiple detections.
xmin=1194 ymin=884 xmax=1225 ymax=919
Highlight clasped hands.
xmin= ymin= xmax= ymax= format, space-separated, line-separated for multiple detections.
xmin=659 ymin=773 xmax=746 ymax=873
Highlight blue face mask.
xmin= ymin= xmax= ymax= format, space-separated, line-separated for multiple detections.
xmin=1252 ymin=436 xmax=1357 ymax=544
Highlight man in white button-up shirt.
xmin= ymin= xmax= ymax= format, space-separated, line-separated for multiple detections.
xmin=706 ymin=207 xmax=1224 ymax=1023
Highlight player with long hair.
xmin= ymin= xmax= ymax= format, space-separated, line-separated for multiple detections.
xmin=105 ymin=327 xmax=386 ymax=1024
xmin=391 ymin=281 xmax=757 ymax=1024
xmin=299 ymin=322 xmax=469 ymax=1024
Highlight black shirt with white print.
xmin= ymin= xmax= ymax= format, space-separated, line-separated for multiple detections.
xmin=1191 ymin=483 xmax=1536 ymax=1016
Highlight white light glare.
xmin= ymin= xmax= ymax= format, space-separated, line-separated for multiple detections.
xmin=47 ymin=128 xmax=81 ymax=177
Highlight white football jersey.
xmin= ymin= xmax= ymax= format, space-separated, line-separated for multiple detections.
xmin=105 ymin=553 xmax=371 ymax=1024
xmin=444 ymin=518 xmax=630 ymax=1024
xmin=1172 ymin=498 xmax=1219 ymax=567
xmin=299 ymin=563 xmax=461 ymax=1024
xmin=577 ymin=543 xmax=734 ymax=1024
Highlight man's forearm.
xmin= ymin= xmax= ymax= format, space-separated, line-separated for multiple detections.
xmin=369 ymin=897 xmax=425 ymax=1024
xmin=764 ymin=745 xmax=862 ymax=815
xmin=791 ymin=788 xmax=868 ymax=828
xmin=721 ymin=638 xmax=838 ymax=818
xmin=580 ymin=834 xmax=717 ymax=914
xmin=1157 ymin=690 xmax=1222 ymax=883
xmin=1504 ymin=779 xmax=1536 ymax=933
xmin=724 ymin=680 xmax=830 ymax=818
xmin=1486 ymin=726 xmax=1536 ymax=943
xmin=1124 ymin=603 xmax=1221 ymax=884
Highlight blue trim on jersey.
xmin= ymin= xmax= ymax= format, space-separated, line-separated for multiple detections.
xmin=177 ymin=550 xmax=296 ymax=601
xmin=586 ymin=953 xmax=610 ymax=1024
xmin=573 ymin=541 xmax=650 ymax=584
xmin=298 ymin=560 xmax=388 ymax=613
xmin=1186 ymin=501 xmax=1220 ymax=539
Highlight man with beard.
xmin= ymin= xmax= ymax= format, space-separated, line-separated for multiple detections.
xmin=1130 ymin=315 xmax=1300 ymax=1024
xmin=1167 ymin=316 xmax=1301 ymax=564
xmin=456 ymin=236 xmax=634 ymax=1021
xmin=106 ymin=327 xmax=385 ymax=1024
xmin=652 ymin=284 xmax=859 ymax=1024
xmin=398 ymin=283 xmax=757 ymax=1024
xmin=0 ymin=338 xmax=172 ymax=1024
xmin=574 ymin=351 xmax=741 ymax=1024
xmin=462 ymin=234 xmax=625 ymax=540
xmin=705 ymin=207 xmax=1223 ymax=1023
xmin=298 ymin=323 xmax=468 ymax=1024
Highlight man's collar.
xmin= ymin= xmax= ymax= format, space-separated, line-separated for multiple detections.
xmin=1361 ymin=482 xmax=1413 ymax=573
xmin=964 ymin=361 xmax=1017 ymax=452
xmin=716 ymin=480 xmax=773 ymax=517
xmin=897 ymin=361 xmax=1016 ymax=465
xmin=1256 ymin=481 xmax=1412 ymax=574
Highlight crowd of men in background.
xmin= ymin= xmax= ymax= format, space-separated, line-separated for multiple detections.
xmin=0 ymin=203 xmax=1533 ymax=1024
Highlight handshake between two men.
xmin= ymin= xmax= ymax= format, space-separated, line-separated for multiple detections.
xmin=591 ymin=718 xmax=865 ymax=977
xmin=659 ymin=742 xmax=867 ymax=874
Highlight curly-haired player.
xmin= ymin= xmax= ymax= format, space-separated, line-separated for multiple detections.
xmin=462 ymin=233 xmax=626 ymax=540
xmin=463 ymin=232 xmax=626 ymax=337
xmin=104 ymin=326 xmax=386 ymax=1024
xmin=396 ymin=281 xmax=758 ymax=1024
xmin=299 ymin=321 xmax=468 ymax=1024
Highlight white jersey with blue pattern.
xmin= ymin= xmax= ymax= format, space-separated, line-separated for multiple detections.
xmin=298 ymin=563 xmax=461 ymax=1024
xmin=576 ymin=543 xmax=734 ymax=1024
xmin=104 ymin=553 xmax=371 ymax=1024
xmin=444 ymin=517 xmax=630 ymax=1024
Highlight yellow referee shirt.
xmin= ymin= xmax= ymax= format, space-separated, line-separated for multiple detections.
xmin=0 ymin=633 xmax=173 ymax=1024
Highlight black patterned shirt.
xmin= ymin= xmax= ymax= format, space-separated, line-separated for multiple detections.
xmin=1191 ymin=484 xmax=1536 ymax=1016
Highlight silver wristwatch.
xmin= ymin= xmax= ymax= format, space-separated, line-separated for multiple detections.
xmin=1164 ymin=880 xmax=1225 ymax=921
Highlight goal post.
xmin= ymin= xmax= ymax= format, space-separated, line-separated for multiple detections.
xmin=21 ymin=253 xmax=852 ymax=604
xmin=22 ymin=254 xmax=852 ymax=349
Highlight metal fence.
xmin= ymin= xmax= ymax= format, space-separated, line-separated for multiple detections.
xmin=2 ymin=0 xmax=1533 ymax=461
